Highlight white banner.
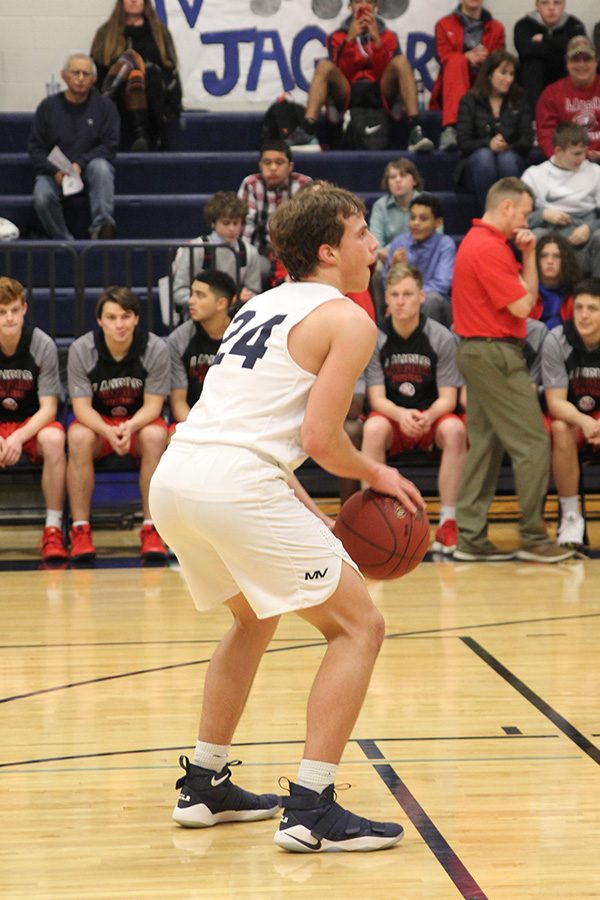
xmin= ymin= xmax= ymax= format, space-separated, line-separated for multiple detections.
xmin=155 ymin=0 xmax=447 ymax=109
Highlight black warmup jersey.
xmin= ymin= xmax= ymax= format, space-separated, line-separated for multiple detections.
xmin=167 ymin=319 xmax=223 ymax=408
xmin=0 ymin=324 xmax=61 ymax=422
xmin=366 ymin=315 xmax=460 ymax=410
xmin=542 ymin=319 xmax=600 ymax=413
xmin=68 ymin=326 xmax=170 ymax=418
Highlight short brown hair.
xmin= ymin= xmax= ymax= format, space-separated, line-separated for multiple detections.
xmin=96 ymin=285 xmax=140 ymax=318
xmin=553 ymin=122 xmax=589 ymax=149
xmin=269 ymin=183 xmax=366 ymax=281
xmin=381 ymin=158 xmax=424 ymax=192
xmin=385 ymin=263 xmax=423 ymax=290
xmin=203 ymin=191 xmax=248 ymax=228
xmin=0 ymin=276 xmax=26 ymax=306
xmin=485 ymin=177 xmax=532 ymax=212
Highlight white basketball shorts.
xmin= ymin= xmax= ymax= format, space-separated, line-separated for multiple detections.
xmin=149 ymin=443 xmax=360 ymax=619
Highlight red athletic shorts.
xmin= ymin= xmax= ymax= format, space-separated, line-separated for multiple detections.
xmin=0 ymin=419 xmax=64 ymax=464
xmin=69 ymin=415 xmax=167 ymax=461
xmin=367 ymin=411 xmax=459 ymax=455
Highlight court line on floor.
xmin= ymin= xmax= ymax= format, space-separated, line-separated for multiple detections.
xmin=2 ymin=610 xmax=599 ymax=653
xmin=3 ymin=609 xmax=599 ymax=703
xmin=359 ymin=739 xmax=489 ymax=900
xmin=462 ymin=637 xmax=600 ymax=766
xmin=0 ymin=733 xmax=561 ymax=769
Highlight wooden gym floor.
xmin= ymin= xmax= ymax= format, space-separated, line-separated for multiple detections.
xmin=1 ymin=507 xmax=600 ymax=899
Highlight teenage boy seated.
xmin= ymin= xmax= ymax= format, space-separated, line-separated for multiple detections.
xmin=0 ymin=277 xmax=68 ymax=561
xmin=542 ymin=278 xmax=600 ymax=547
xmin=168 ymin=270 xmax=235 ymax=429
xmin=287 ymin=0 xmax=433 ymax=153
xmin=361 ymin=264 xmax=467 ymax=554
xmin=522 ymin=123 xmax=600 ymax=278
xmin=382 ymin=193 xmax=456 ymax=326
xmin=66 ymin=286 xmax=170 ymax=561
xmin=170 ymin=192 xmax=261 ymax=315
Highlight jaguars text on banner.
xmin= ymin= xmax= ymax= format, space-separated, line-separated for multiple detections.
xmin=155 ymin=0 xmax=447 ymax=109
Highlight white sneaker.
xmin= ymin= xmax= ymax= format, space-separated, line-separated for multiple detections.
xmin=557 ymin=511 xmax=585 ymax=547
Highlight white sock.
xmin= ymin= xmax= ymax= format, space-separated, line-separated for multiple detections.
xmin=72 ymin=520 xmax=89 ymax=528
xmin=142 ymin=518 xmax=154 ymax=527
xmin=193 ymin=740 xmax=230 ymax=772
xmin=297 ymin=758 xmax=337 ymax=794
xmin=439 ymin=506 xmax=456 ymax=524
xmin=559 ymin=496 xmax=579 ymax=517
xmin=45 ymin=509 xmax=63 ymax=529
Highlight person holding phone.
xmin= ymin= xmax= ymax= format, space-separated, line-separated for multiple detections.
xmin=287 ymin=0 xmax=434 ymax=153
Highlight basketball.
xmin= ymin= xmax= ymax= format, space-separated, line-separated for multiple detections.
xmin=333 ymin=489 xmax=430 ymax=580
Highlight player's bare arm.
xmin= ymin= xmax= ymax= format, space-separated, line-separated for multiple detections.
xmin=294 ymin=301 xmax=424 ymax=512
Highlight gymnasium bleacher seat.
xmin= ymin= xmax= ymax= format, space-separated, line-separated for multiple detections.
xmin=0 ymin=107 xmax=536 ymax=508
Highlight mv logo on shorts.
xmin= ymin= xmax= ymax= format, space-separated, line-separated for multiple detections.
xmin=304 ymin=568 xmax=328 ymax=580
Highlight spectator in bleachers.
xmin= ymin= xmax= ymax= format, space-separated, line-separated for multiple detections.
xmin=369 ymin=159 xmax=424 ymax=260
xmin=542 ymin=278 xmax=600 ymax=547
xmin=169 ymin=192 xmax=261 ymax=316
xmin=456 ymin=50 xmax=534 ymax=215
xmin=237 ymin=141 xmax=312 ymax=289
xmin=530 ymin=233 xmax=581 ymax=328
xmin=0 ymin=277 xmax=68 ymax=561
xmin=91 ymin=0 xmax=182 ymax=152
xmin=66 ymin=286 xmax=169 ymax=562
xmin=286 ymin=0 xmax=433 ymax=153
xmin=452 ymin=176 xmax=573 ymax=563
xmin=382 ymin=194 xmax=456 ymax=326
xmin=168 ymin=271 xmax=234 ymax=429
xmin=535 ymin=36 xmax=600 ymax=160
xmin=514 ymin=1 xmax=586 ymax=114
xmin=361 ymin=264 xmax=466 ymax=555
xmin=595 ymin=21 xmax=600 ymax=65
xmin=28 ymin=53 xmax=119 ymax=241
xmin=521 ymin=123 xmax=600 ymax=276
xmin=431 ymin=0 xmax=505 ymax=152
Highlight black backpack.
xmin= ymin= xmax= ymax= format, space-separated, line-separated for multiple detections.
xmin=343 ymin=80 xmax=389 ymax=150
xmin=261 ymin=95 xmax=306 ymax=142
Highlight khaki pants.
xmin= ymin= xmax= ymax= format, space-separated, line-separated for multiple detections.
xmin=456 ymin=338 xmax=549 ymax=550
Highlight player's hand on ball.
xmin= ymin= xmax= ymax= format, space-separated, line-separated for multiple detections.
xmin=368 ymin=464 xmax=424 ymax=514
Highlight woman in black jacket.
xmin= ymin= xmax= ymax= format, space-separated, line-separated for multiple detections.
xmin=456 ymin=50 xmax=534 ymax=213
xmin=91 ymin=0 xmax=182 ymax=151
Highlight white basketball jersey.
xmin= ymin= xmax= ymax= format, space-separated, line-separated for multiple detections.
xmin=171 ymin=280 xmax=346 ymax=470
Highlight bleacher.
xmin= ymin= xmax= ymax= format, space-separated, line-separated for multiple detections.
xmin=4 ymin=107 xmax=584 ymax=517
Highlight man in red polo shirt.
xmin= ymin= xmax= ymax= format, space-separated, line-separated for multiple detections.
xmin=452 ymin=176 xmax=574 ymax=563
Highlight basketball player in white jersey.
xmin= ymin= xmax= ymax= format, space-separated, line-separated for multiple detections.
xmin=149 ymin=184 xmax=423 ymax=853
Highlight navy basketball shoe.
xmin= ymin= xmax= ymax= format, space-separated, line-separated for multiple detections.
xmin=275 ymin=781 xmax=404 ymax=852
xmin=173 ymin=755 xmax=280 ymax=827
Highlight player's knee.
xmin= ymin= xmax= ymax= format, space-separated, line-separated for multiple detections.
xmin=551 ymin=418 xmax=576 ymax=449
xmin=67 ymin=424 xmax=95 ymax=455
xmin=364 ymin=605 xmax=386 ymax=652
xmin=138 ymin=425 xmax=168 ymax=455
xmin=363 ymin=416 xmax=389 ymax=446
xmin=37 ymin=427 xmax=65 ymax=458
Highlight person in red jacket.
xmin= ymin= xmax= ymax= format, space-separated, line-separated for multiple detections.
xmin=288 ymin=0 xmax=433 ymax=152
xmin=535 ymin=35 xmax=600 ymax=161
xmin=431 ymin=0 xmax=505 ymax=151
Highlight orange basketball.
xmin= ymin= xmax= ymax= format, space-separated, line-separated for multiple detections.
xmin=333 ymin=489 xmax=430 ymax=580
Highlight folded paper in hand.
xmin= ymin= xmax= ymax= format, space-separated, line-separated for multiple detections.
xmin=47 ymin=146 xmax=84 ymax=196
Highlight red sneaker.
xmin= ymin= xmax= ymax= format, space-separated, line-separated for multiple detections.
xmin=431 ymin=519 xmax=458 ymax=555
xmin=140 ymin=523 xmax=168 ymax=560
xmin=70 ymin=523 xmax=96 ymax=561
xmin=40 ymin=526 xmax=69 ymax=562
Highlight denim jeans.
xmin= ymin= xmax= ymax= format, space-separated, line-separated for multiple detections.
xmin=464 ymin=148 xmax=525 ymax=213
xmin=32 ymin=158 xmax=115 ymax=239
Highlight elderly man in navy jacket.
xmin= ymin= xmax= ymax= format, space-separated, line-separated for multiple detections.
xmin=28 ymin=53 xmax=119 ymax=240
